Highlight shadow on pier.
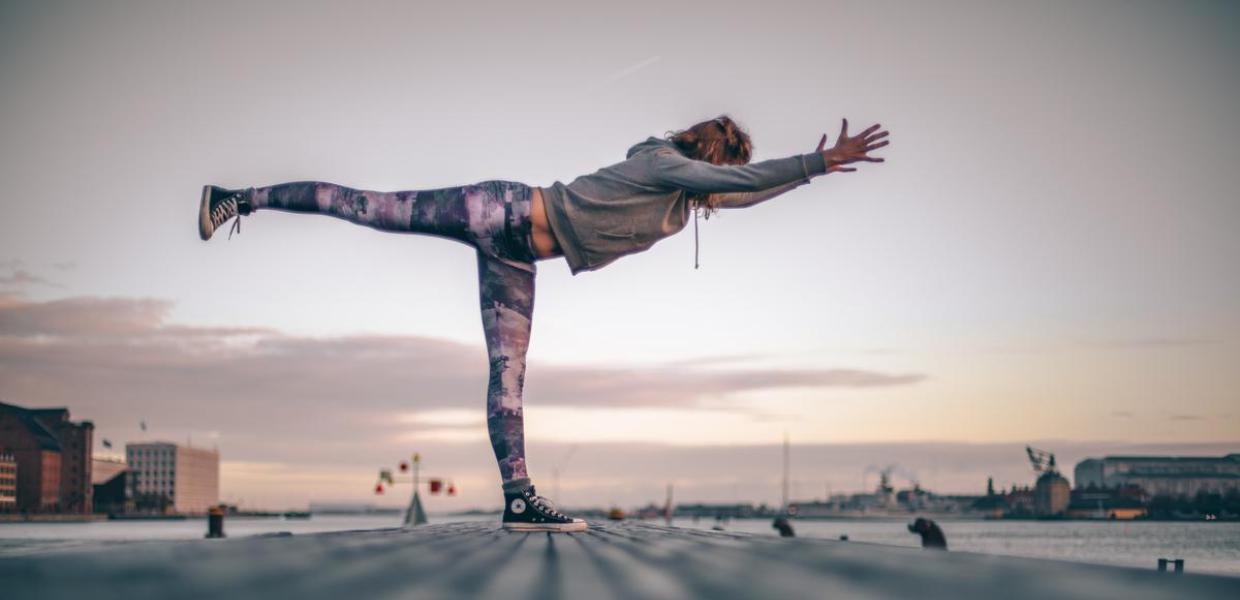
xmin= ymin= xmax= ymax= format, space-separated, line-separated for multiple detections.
xmin=2 ymin=521 xmax=1238 ymax=599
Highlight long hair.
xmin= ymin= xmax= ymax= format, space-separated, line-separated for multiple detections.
xmin=663 ymin=114 xmax=753 ymax=217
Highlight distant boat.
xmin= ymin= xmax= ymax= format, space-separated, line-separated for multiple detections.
xmin=280 ymin=512 xmax=311 ymax=520
xmin=607 ymin=507 xmax=626 ymax=521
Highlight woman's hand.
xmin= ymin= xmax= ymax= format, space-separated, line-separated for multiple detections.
xmin=816 ymin=119 xmax=889 ymax=173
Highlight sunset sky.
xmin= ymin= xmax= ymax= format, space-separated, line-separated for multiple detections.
xmin=1 ymin=0 xmax=1237 ymax=510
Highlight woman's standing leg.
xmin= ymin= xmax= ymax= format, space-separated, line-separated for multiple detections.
xmin=476 ymin=250 xmax=536 ymax=493
xmin=477 ymin=224 xmax=584 ymax=530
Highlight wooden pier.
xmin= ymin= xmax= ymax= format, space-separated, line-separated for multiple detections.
xmin=3 ymin=521 xmax=1237 ymax=599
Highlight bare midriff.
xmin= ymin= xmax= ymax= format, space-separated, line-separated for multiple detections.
xmin=530 ymin=187 xmax=563 ymax=259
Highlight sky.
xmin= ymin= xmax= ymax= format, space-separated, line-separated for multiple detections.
xmin=1 ymin=0 xmax=1238 ymax=510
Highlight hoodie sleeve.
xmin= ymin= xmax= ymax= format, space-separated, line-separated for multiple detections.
xmin=645 ymin=148 xmax=828 ymax=193
xmin=708 ymin=178 xmax=812 ymax=209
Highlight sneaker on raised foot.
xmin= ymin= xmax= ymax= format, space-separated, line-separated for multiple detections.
xmin=502 ymin=483 xmax=587 ymax=532
xmin=199 ymin=185 xmax=253 ymax=241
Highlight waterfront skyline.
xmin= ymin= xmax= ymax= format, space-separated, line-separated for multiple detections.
xmin=2 ymin=1 xmax=1238 ymax=509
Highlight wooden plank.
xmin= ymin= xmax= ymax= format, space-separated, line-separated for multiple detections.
xmin=1 ymin=521 xmax=1237 ymax=600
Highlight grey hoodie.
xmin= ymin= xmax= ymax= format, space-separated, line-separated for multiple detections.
xmin=538 ymin=136 xmax=828 ymax=275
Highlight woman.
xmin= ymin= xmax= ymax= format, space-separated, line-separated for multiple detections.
xmin=198 ymin=115 xmax=889 ymax=532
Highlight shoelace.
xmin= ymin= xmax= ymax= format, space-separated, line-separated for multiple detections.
xmin=209 ymin=194 xmax=246 ymax=239
xmin=529 ymin=494 xmax=566 ymax=519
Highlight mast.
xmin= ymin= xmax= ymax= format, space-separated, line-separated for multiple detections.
xmin=781 ymin=431 xmax=790 ymax=512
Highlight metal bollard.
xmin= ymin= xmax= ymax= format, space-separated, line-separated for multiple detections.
xmin=206 ymin=505 xmax=226 ymax=539
xmin=1157 ymin=558 xmax=1185 ymax=574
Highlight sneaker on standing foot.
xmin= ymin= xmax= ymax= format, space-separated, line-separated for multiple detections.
xmin=501 ymin=483 xmax=586 ymax=532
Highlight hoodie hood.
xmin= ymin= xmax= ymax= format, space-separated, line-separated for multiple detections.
xmin=626 ymin=136 xmax=678 ymax=159
xmin=622 ymin=137 xmax=705 ymax=268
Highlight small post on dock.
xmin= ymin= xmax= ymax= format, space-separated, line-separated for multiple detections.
xmin=205 ymin=505 xmax=225 ymax=539
xmin=1157 ymin=558 xmax=1185 ymax=574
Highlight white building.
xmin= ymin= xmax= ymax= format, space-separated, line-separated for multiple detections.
xmin=1074 ymin=454 xmax=1240 ymax=498
xmin=126 ymin=442 xmax=219 ymax=514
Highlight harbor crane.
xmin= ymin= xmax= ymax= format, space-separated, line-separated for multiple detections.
xmin=1025 ymin=446 xmax=1059 ymax=475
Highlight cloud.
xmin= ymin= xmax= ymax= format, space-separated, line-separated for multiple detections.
xmin=661 ymin=353 xmax=765 ymax=368
xmin=0 ymin=268 xmax=62 ymax=290
xmin=0 ymin=293 xmax=926 ymax=460
xmin=1167 ymin=414 xmax=1205 ymax=421
xmin=0 ymin=296 xmax=170 ymax=336
xmin=1087 ymin=337 xmax=1220 ymax=349
xmin=2 ymin=292 xmax=1229 ymax=511
xmin=530 ymin=363 xmax=924 ymax=409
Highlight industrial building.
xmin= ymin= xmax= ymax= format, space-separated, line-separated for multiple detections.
xmin=91 ymin=457 xmax=129 ymax=515
xmin=0 ymin=401 xmax=94 ymax=514
xmin=126 ymin=442 xmax=219 ymax=514
xmin=1034 ymin=471 xmax=1071 ymax=516
xmin=1074 ymin=454 xmax=1240 ymax=498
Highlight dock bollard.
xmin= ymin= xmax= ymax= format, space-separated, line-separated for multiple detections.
xmin=1157 ymin=558 xmax=1184 ymax=574
xmin=206 ymin=505 xmax=226 ymax=539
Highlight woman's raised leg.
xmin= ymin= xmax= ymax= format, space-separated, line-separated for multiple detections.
xmin=202 ymin=180 xmax=538 ymax=264
xmin=246 ymin=180 xmax=478 ymax=244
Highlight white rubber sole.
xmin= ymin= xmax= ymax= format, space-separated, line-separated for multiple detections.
xmin=198 ymin=185 xmax=214 ymax=241
xmin=503 ymin=520 xmax=588 ymax=533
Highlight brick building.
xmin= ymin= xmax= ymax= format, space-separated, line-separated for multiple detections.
xmin=0 ymin=401 xmax=94 ymax=514
xmin=0 ymin=451 xmax=16 ymax=511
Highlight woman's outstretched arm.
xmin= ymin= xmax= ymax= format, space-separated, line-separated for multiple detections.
xmin=708 ymin=179 xmax=808 ymax=209
xmin=649 ymin=118 xmax=890 ymax=198
xmin=708 ymin=120 xmax=890 ymax=209
xmin=646 ymin=147 xmax=825 ymax=193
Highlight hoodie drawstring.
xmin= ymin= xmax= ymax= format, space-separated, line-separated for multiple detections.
xmin=693 ymin=203 xmax=700 ymax=269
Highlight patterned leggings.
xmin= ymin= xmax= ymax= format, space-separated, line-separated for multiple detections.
xmin=246 ymin=180 xmax=537 ymax=487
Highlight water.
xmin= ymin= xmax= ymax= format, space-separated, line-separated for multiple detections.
xmin=674 ymin=518 xmax=1240 ymax=577
xmin=2 ymin=516 xmax=1237 ymax=577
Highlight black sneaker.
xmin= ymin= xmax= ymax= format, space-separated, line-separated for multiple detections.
xmin=199 ymin=185 xmax=253 ymax=241
xmin=502 ymin=485 xmax=587 ymax=532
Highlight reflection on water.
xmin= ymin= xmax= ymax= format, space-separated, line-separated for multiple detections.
xmin=2 ymin=515 xmax=1238 ymax=576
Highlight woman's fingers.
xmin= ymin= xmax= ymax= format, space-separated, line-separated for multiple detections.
xmin=839 ymin=118 xmax=849 ymax=139
xmin=817 ymin=133 xmax=828 ymax=152
xmin=864 ymin=140 xmax=889 ymax=152
xmin=858 ymin=123 xmax=881 ymax=138
xmin=866 ymin=130 xmax=889 ymax=143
